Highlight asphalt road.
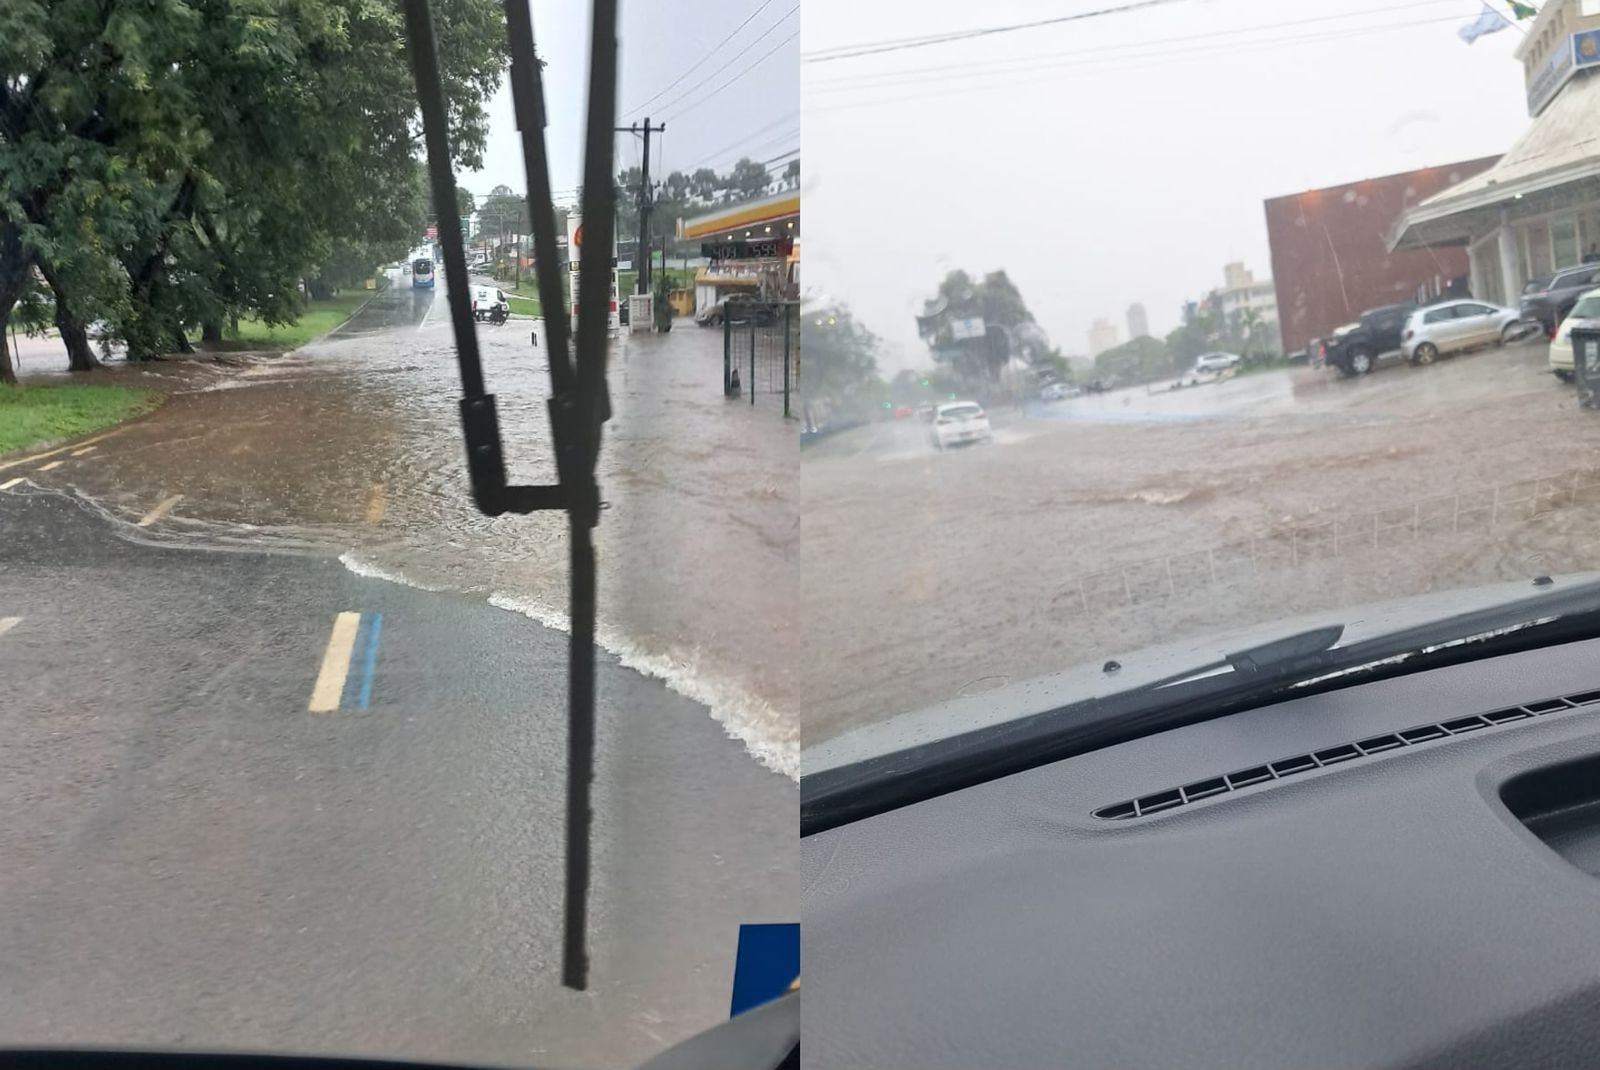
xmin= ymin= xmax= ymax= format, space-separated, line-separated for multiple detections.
xmin=0 ymin=488 xmax=793 ymax=1068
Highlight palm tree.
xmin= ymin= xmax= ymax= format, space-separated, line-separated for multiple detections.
xmin=1238 ymin=306 xmax=1263 ymax=361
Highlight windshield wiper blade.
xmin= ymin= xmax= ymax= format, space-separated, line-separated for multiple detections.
xmin=802 ymin=578 xmax=1600 ymax=837
xmin=404 ymin=0 xmax=615 ymax=991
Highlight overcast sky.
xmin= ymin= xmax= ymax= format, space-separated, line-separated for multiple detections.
xmin=802 ymin=0 xmax=1535 ymax=372
xmin=464 ymin=0 xmax=800 ymax=210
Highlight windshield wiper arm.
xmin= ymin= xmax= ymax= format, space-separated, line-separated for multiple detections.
xmin=803 ymin=578 xmax=1600 ymax=837
xmin=404 ymin=0 xmax=615 ymax=991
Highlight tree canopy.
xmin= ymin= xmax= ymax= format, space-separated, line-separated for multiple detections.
xmin=0 ymin=0 xmax=508 ymax=379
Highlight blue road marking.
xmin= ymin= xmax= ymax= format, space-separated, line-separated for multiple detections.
xmin=356 ymin=612 xmax=382 ymax=708
xmin=339 ymin=612 xmax=384 ymax=710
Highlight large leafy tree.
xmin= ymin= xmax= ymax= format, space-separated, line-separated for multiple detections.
xmin=0 ymin=0 xmax=506 ymax=378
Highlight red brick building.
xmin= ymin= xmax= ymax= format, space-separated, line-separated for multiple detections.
xmin=1263 ymin=157 xmax=1499 ymax=355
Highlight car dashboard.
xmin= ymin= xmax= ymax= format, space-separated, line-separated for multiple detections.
xmin=802 ymin=635 xmax=1600 ymax=1069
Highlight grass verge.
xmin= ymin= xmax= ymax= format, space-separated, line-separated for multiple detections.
xmin=221 ymin=290 xmax=374 ymax=349
xmin=0 ymin=383 xmax=161 ymax=455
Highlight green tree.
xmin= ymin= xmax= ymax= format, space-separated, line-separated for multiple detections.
xmin=1094 ymin=335 xmax=1169 ymax=384
xmin=728 ymin=157 xmax=769 ymax=199
xmin=783 ymin=159 xmax=800 ymax=187
xmin=1 ymin=0 xmax=507 ymax=370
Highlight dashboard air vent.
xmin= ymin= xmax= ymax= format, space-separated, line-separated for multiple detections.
xmin=1091 ymin=688 xmax=1600 ymax=821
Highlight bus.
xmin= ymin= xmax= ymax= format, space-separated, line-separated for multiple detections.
xmin=412 ymin=257 xmax=435 ymax=289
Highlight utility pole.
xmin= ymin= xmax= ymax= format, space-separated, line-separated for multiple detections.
xmin=615 ymin=118 xmax=664 ymax=295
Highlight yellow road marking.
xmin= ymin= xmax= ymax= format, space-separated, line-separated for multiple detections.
xmin=35 ymin=460 xmax=63 ymax=472
xmin=137 ymin=494 xmax=183 ymax=527
xmin=0 ymin=426 xmax=130 ymax=472
xmin=0 ymin=618 xmax=19 ymax=638
xmin=71 ymin=445 xmax=97 ymax=456
xmin=308 ymin=612 xmax=362 ymax=712
xmin=0 ymin=477 xmax=25 ymax=490
xmin=364 ymin=483 xmax=387 ymax=524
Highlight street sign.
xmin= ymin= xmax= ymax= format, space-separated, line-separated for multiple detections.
xmin=701 ymin=237 xmax=794 ymax=261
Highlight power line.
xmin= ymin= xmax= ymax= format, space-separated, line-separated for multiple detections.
xmin=679 ymin=109 xmax=800 ymax=174
xmin=807 ymin=0 xmax=1470 ymax=92
xmin=643 ymin=6 xmax=798 ymax=122
xmin=657 ymin=28 xmax=800 ymax=125
xmin=804 ymin=12 xmax=1470 ymax=112
xmin=620 ymin=0 xmax=778 ymax=119
xmin=802 ymin=0 xmax=1194 ymax=64
xmin=696 ymin=124 xmax=800 ymax=174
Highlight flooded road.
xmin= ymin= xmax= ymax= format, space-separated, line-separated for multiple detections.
xmin=804 ymin=340 xmax=1600 ymax=745
xmin=15 ymin=271 xmax=798 ymax=775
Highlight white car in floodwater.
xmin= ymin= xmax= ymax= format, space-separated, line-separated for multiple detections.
xmin=1194 ymin=352 xmax=1241 ymax=374
xmin=930 ymin=401 xmax=992 ymax=450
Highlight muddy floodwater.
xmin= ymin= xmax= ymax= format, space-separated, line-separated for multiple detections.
xmin=803 ymin=341 xmax=1600 ymax=745
xmin=26 ymin=275 xmax=798 ymax=775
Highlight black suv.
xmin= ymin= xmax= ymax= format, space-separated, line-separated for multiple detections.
xmin=1322 ymin=303 xmax=1416 ymax=377
xmin=1519 ymin=263 xmax=1600 ymax=335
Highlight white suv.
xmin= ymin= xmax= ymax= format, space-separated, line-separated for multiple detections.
xmin=930 ymin=401 xmax=992 ymax=450
xmin=1549 ymin=287 xmax=1600 ymax=382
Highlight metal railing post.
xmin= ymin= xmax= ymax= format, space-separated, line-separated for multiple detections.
xmin=782 ymin=303 xmax=792 ymax=418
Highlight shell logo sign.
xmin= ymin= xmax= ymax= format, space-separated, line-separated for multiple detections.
xmin=564 ymin=212 xmax=620 ymax=334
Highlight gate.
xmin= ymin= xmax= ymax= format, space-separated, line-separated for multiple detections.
xmin=723 ymin=301 xmax=799 ymax=417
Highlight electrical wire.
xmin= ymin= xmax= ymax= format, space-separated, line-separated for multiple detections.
xmin=620 ymin=0 xmax=778 ymax=118
xmin=802 ymin=0 xmax=1194 ymax=64
xmin=644 ymin=7 xmax=798 ymax=122
xmin=680 ymin=109 xmax=800 ymax=174
xmin=806 ymin=0 xmax=1474 ymax=92
xmin=656 ymin=28 xmax=800 ymax=125
xmin=804 ymin=12 xmax=1470 ymax=113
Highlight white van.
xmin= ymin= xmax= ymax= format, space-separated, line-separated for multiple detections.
xmin=471 ymin=286 xmax=509 ymax=321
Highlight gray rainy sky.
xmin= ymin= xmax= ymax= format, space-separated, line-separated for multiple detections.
xmin=803 ymin=0 xmax=1535 ymax=373
xmin=464 ymin=0 xmax=800 ymax=211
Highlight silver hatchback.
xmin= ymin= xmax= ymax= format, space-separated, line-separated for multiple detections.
xmin=1400 ymin=300 xmax=1526 ymax=364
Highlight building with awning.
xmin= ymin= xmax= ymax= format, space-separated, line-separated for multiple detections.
xmin=1389 ymin=3 xmax=1600 ymax=307
xmin=678 ymin=190 xmax=800 ymax=313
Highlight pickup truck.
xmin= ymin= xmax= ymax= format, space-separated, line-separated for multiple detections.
xmin=1322 ymin=303 xmax=1415 ymax=377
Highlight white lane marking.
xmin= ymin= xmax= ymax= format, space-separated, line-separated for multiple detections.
xmin=35 ymin=460 xmax=63 ymax=472
xmin=137 ymin=494 xmax=183 ymax=527
xmin=0 ymin=618 xmax=19 ymax=638
xmin=71 ymin=445 xmax=97 ymax=456
xmin=0 ymin=477 xmax=25 ymax=490
xmin=308 ymin=611 xmax=362 ymax=713
xmin=417 ymin=293 xmax=435 ymax=332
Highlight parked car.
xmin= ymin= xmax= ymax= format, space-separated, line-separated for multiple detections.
xmin=1323 ymin=304 xmax=1416 ymax=376
xmin=1194 ymin=352 xmax=1241 ymax=374
xmin=1039 ymin=382 xmax=1079 ymax=401
xmin=1520 ymin=263 xmax=1600 ymax=336
xmin=917 ymin=404 xmax=937 ymax=421
xmin=694 ymin=293 xmax=776 ymax=328
xmin=929 ymin=401 xmax=992 ymax=450
xmin=470 ymin=286 xmax=509 ymax=322
xmin=1547 ymin=287 xmax=1600 ymax=382
xmin=1400 ymin=300 xmax=1526 ymax=364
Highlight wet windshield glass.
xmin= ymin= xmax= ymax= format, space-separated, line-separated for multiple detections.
xmin=801 ymin=0 xmax=1600 ymax=760
xmin=1 ymin=0 xmax=798 ymax=1065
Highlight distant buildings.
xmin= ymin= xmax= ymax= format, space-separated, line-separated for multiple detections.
xmin=1088 ymin=318 xmax=1121 ymax=357
xmin=1126 ymin=302 xmax=1149 ymax=340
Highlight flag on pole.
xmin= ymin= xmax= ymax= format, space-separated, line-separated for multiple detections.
xmin=1459 ymin=2 xmax=1512 ymax=43
xmin=1509 ymin=2 xmax=1538 ymax=18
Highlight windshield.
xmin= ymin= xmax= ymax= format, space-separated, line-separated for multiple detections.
xmin=1573 ymin=296 xmax=1600 ymax=318
xmin=940 ymin=404 xmax=982 ymax=419
xmin=801 ymin=0 xmax=1600 ymax=771
xmin=2 ymin=0 xmax=798 ymax=1066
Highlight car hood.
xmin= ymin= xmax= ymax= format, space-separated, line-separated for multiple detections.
xmin=803 ymin=570 xmax=1600 ymax=776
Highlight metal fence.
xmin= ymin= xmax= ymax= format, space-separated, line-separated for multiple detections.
xmin=723 ymin=301 xmax=799 ymax=417
xmin=1050 ymin=466 xmax=1600 ymax=616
